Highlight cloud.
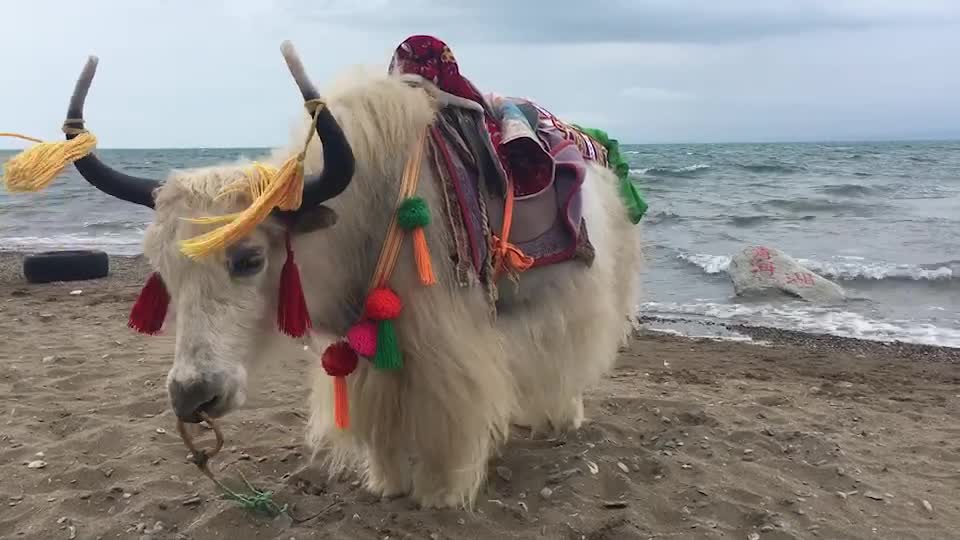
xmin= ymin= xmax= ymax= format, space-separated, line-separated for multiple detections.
xmin=620 ymin=87 xmax=696 ymax=102
xmin=291 ymin=0 xmax=960 ymax=44
xmin=1 ymin=0 xmax=959 ymax=147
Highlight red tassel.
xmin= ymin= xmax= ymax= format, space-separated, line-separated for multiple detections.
xmin=128 ymin=272 xmax=170 ymax=335
xmin=277 ymin=233 xmax=312 ymax=338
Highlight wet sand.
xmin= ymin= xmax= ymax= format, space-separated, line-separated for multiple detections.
xmin=0 ymin=252 xmax=957 ymax=540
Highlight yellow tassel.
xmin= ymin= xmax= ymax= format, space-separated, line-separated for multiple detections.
xmin=411 ymin=227 xmax=436 ymax=286
xmin=213 ymin=162 xmax=277 ymax=203
xmin=178 ymin=100 xmax=326 ymax=259
xmin=181 ymin=212 xmax=243 ymax=225
xmin=1 ymin=131 xmax=97 ymax=192
xmin=179 ymin=154 xmax=305 ymax=259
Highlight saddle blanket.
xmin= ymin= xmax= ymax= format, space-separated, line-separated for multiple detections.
xmin=388 ymin=34 xmax=646 ymax=298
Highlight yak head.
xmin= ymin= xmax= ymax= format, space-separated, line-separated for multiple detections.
xmin=58 ymin=42 xmax=355 ymax=423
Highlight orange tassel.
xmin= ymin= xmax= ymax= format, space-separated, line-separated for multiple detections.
xmin=411 ymin=227 xmax=436 ymax=286
xmin=322 ymin=341 xmax=357 ymax=430
xmin=333 ymin=376 xmax=349 ymax=429
xmin=397 ymin=197 xmax=437 ymax=287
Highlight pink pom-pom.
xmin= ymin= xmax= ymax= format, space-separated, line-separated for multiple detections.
xmin=346 ymin=320 xmax=378 ymax=357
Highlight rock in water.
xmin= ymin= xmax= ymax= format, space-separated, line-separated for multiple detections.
xmin=728 ymin=246 xmax=846 ymax=303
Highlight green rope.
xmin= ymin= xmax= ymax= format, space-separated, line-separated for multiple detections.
xmin=573 ymin=125 xmax=647 ymax=224
xmin=205 ymin=469 xmax=288 ymax=517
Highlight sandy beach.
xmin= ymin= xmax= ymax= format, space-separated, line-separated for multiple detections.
xmin=0 ymin=251 xmax=958 ymax=540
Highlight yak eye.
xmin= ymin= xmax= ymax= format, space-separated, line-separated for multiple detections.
xmin=227 ymin=248 xmax=265 ymax=277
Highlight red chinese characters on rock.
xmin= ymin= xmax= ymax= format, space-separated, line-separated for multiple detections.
xmin=751 ymin=261 xmax=776 ymax=276
xmin=750 ymin=247 xmax=775 ymax=276
xmin=786 ymin=272 xmax=815 ymax=287
xmin=752 ymin=247 xmax=772 ymax=260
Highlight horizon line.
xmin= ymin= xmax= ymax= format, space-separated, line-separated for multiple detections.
xmin=2 ymin=135 xmax=958 ymax=152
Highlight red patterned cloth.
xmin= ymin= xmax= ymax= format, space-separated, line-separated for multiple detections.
xmin=388 ymin=35 xmax=553 ymax=197
xmin=388 ymin=35 xmax=486 ymax=107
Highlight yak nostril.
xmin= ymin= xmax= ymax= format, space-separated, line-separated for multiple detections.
xmin=168 ymin=378 xmax=221 ymax=423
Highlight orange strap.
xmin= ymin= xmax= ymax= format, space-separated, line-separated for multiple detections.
xmin=370 ymin=128 xmax=428 ymax=290
xmin=491 ymin=175 xmax=534 ymax=278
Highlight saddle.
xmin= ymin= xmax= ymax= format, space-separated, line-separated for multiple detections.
xmin=389 ymin=35 xmax=645 ymax=304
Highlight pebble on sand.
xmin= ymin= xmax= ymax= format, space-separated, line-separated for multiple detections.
xmin=26 ymin=460 xmax=47 ymax=469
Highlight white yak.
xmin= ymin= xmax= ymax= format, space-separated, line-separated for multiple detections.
xmin=37 ymin=42 xmax=644 ymax=509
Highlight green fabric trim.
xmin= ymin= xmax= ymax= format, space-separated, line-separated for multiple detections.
xmin=573 ymin=124 xmax=647 ymax=224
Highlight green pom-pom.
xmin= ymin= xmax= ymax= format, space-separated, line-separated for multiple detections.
xmin=397 ymin=197 xmax=431 ymax=230
xmin=373 ymin=320 xmax=403 ymax=370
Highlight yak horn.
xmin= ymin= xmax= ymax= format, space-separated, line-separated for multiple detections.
xmin=65 ymin=56 xmax=160 ymax=209
xmin=278 ymin=40 xmax=355 ymax=211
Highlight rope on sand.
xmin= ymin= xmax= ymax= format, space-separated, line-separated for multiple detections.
xmin=176 ymin=413 xmax=338 ymax=522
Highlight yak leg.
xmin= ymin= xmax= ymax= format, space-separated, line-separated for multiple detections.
xmin=410 ymin=421 xmax=493 ymax=508
xmin=408 ymin=354 xmax=513 ymax=508
xmin=401 ymin=319 xmax=513 ymax=508
xmin=350 ymin=370 xmax=413 ymax=498
xmin=305 ymin=365 xmax=413 ymax=499
xmin=365 ymin=445 xmax=411 ymax=498
xmin=512 ymin=392 xmax=584 ymax=437
xmin=499 ymin=165 xmax=643 ymax=439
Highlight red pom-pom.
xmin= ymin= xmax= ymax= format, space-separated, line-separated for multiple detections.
xmin=346 ymin=320 xmax=377 ymax=357
xmin=364 ymin=287 xmax=402 ymax=320
xmin=128 ymin=272 xmax=170 ymax=335
xmin=321 ymin=341 xmax=359 ymax=377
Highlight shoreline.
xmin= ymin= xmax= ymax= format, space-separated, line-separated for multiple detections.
xmin=2 ymin=250 xmax=957 ymax=357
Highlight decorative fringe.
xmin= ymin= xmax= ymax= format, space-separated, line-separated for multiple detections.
xmin=364 ymin=287 xmax=403 ymax=370
xmin=128 ymin=272 xmax=170 ymax=335
xmin=1 ymin=131 xmax=97 ymax=193
xmin=321 ymin=341 xmax=358 ymax=430
xmin=396 ymin=196 xmax=436 ymax=286
xmin=277 ymin=233 xmax=311 ymax=338
xmin=179 ymin=100 xmax=330 ymax=259
xmin=571 ymin=124 xmax=647 ymax=224
xmin=179 ymin=156 xmax=305 ymax=259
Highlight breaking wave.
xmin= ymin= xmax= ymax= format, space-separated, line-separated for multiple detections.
xmin=627 ymin=160 xmax=817 ymax=179
xmin=815 ymin=184 xmax=885 ymax=197
xmin=736 ymin=163 xmax=806 ymax=174
xmin=677 ymin=252 xmax=957 ymax=282
xmin=0 ymin=233 xmax=144 ymax=256
xmin=677 ymin=252 xmax=732 ymax=275
xmin=760 ymin=197 xmax=882 ymax=214
xmin=728 ymin=215 xmax=816 ymax=227
xmin=797 ymin=258 xmax=957 ymax=282
xmin=631 ymin=164 xmax=711 ymax=178
xmin=639 ymin=301 xmax=960 ymax=348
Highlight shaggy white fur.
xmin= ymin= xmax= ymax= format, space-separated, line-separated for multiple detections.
xmin=141 ymin=69 xmax=644 ymax=509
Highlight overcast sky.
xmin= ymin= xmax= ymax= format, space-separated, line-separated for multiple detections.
xmin=3 ymin=0 xmax=959 ymax=148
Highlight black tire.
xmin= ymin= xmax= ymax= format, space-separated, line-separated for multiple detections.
xmin=22 ymin=250 xmax=110 ymax=284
